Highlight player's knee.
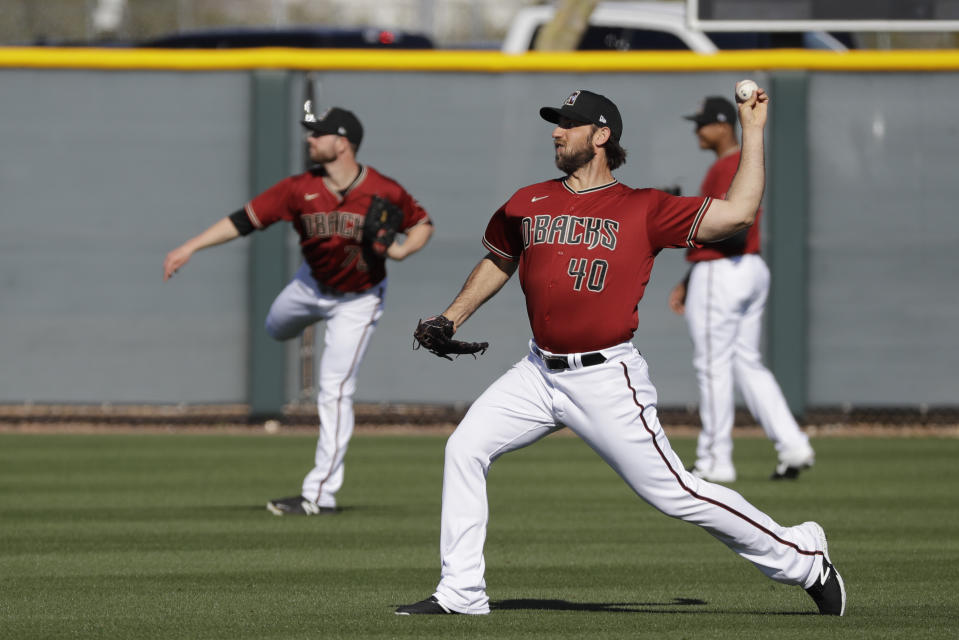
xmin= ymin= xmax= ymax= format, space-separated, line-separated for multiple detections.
xmin=733 ymin=354 xmax=765 ymax=374
xmin=445 ymin=428 xmax=481 ymax=465
xmin=445 ymin=430 xmax=467 ymax=460
xmin=264 ymin=317 xmax=298 ymax=341
xmin=318 ymin=386 xmax=354 ymax=407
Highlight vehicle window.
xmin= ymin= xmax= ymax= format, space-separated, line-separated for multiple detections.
xmin=528 ymin=25 xmax=692 ymax=51
xmin=706 ymin=32 xmax=803 ymax=49
xmin=829 ymin=32 xmax=856 ymax=49
xmin=705 ymin=31 xmax=853 ymax=50
xmin=583 ymin=26 xmax=691 ymax=51
xmin=143 ymin=29 xmax=433 ymax=49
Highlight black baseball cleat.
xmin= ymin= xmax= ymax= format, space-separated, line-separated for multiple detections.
xmin=771 ymin=449 xmax=816 ymax=480
xmin=266 ymin=495 xmax=337 ymax=516
xmin=395 ymin=596 xmax=458 ymax=615
xmin=805 ymin=556 xmax=846 ymax=615
xmin=770 ymin=463 xmax=806 ymax=480
xmin=804 ymin=524 xmax=846 ymax=615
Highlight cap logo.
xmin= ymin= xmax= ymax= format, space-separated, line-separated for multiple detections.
xmin=303 ymin=100 xmax=317 ymax=122
xmin=599 ymin=115 xmax=607 ymax=124
xmin=717 ymin=113 xmax=727 ymax=122
xmin=564 ymin=90 xmax=581 ymax=106
xmin=337 ymin=126 xmax=347 ymax=135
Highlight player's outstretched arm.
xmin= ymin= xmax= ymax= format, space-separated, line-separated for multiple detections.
xmin=442 ymin=253 xmax=517 ymax=331
xmin=412 ymin=253 xmax=513 ymax=360
xmin=386 ymin=221 xmax=434 ymax=261
xmin=695 ymin=87 xmax=769 ymax=243
xmin=163 ymin=217 xmax=240 ymax=281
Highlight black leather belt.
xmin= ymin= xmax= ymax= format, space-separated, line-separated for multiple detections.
xmin=535 ymin=348 xmax=607 ymax=371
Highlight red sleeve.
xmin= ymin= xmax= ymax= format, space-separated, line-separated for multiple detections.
xmin=482 ymin=202 xmax=522 ymax=261
xmin=244 ymin=177 xmax=296 ymax=230
xmin=396 ymin=188 xmax=432 ymax=231
xmin=645 ymin=190 xmax=713 ymax=250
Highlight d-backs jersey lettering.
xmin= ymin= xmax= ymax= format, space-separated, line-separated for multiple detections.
xmin=484 ymin=178 xmax=711 ymax=353
xmin=687 ymin=151 xmax=761 ymax=262
xmin=244 ymin=165 xmax=431 ymax=292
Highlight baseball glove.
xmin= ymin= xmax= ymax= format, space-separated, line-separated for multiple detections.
xmin=363 ymin=195 xmax=404 ymax=257
xmin=413 ymin=316 xmax=489 ymax=360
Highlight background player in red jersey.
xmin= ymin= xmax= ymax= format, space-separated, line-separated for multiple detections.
xmin=668 ymin=96 xmax=815 ymax=483
xmin=397 ymin=89 xmax=844 ymax=616
xmin=163 ymin=107 xmax=433 ymax=515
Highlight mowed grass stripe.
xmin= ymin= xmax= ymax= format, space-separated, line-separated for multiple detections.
xmin=1 ymin=432 xmax=956 ymax=639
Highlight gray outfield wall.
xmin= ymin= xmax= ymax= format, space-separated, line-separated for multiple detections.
xmin=1 ymin=67 xmax=957 ymax=410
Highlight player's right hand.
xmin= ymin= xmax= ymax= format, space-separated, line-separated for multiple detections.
xmin=737 ymin=87 xmax=768 ymax=131
xmin=163 ymin=246 xmax=193 ymax=281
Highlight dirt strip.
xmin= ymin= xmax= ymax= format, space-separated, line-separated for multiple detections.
xmin=1 ymin=422 xmax=956 ymax=438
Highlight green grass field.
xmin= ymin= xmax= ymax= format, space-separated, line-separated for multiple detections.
xmin=1 ymin=430 xmax=956 ymax=639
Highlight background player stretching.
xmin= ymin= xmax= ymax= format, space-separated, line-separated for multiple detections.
xmin=669 ymin=96 xmax=815 ymax=483
xmin=397 ymin=89 xmax=844 ymax=616
xmin=163 ymin=107 xmax=433 ymax=515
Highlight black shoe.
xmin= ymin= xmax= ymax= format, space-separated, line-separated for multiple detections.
xmin=770 ymin=464 xmax=805 ymax=480
xmin=771 ymin=449 xmax=815 ymax=480
xmin=266 ymin=495 xmax=337 ymax=516
xmin=395 ymin=596 xmax=457 ymax=615
xmin=804 ymin=524 xmax=846 ymax=615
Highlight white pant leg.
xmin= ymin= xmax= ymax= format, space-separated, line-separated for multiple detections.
xmin=686 ymin=261 xmax=738 ymax=470
xmin=264 ymin=263 xmax=386 ymax=507
xmin=301 ymin=284 xmax=385 ymax=508
xmin=554 ymin=347 xmax=822 ymax=586
xmin=434 ymin=356 xmax=560 ymax=614
xmin=265 ymin=263 xmax=325 ymax=341
xmin=733 ymin=256 xmax=812 ymax=458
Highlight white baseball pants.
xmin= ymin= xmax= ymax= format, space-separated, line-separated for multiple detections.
xmin=432 ymin=342 xmax=824 ymax=614
xmin=265 ymin=263 xmax=385 ymax=508
xmin=685 ymin=255 xmax=811 ymax=472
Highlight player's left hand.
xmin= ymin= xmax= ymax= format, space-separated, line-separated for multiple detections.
xmin=737 ymin=87 xmax=769 ymax=131
xmin=163 ymin=246 xmax=193 ymax=281
xmin=363 ymin=196 xmax=404 ymax=258
xmin=668 ymin=281 xmax=687 ymax=315
xmin=413 ymin=315 xmax=489 ymax=360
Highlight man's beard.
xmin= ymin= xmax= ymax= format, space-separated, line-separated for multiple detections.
xmin=310 ymin=148 xmax=337 ymax=164
xmin=554 ymin=140 xmax=595 ymax=175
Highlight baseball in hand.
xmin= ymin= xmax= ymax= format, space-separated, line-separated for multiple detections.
xmin=735 ymin=79 xmax=758 ymax=103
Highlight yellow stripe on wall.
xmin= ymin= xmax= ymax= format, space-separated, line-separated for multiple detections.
xmin=2 ymin=47 xmax=959 ymax=72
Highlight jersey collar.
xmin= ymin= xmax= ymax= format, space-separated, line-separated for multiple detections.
xmin=561 ymin=178 xmax=619 ymax=195
xmin=324 ymin=164 xmax=368 ymax=200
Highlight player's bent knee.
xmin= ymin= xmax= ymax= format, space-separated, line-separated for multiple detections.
xmin=444 ymin=431 xmax=468 ymax=460
xmin=264 ymin=318 xmax=300 ymax=341
xmin=445 ymin=428 xmax=481 ymax=463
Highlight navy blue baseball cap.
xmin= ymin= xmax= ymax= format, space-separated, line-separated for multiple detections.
xmin=540 ymin=90 xmax=623 ymax=141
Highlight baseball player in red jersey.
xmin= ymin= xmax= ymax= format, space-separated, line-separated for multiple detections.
xmin=163 ymin=107 xmax=433 ymax=515
xmin=669 ymin=96 xmax=815 ymax=483
xmin=397 ymin=89 xmax=844 ymax=616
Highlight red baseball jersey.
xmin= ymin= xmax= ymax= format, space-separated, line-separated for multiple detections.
xmin=243 ymin=165 xmax=431 ymax=292
xmin=686 ymin=151 xmax=762 ymax=262
xmin=483 ymin=178 xmax=712 ymax=353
